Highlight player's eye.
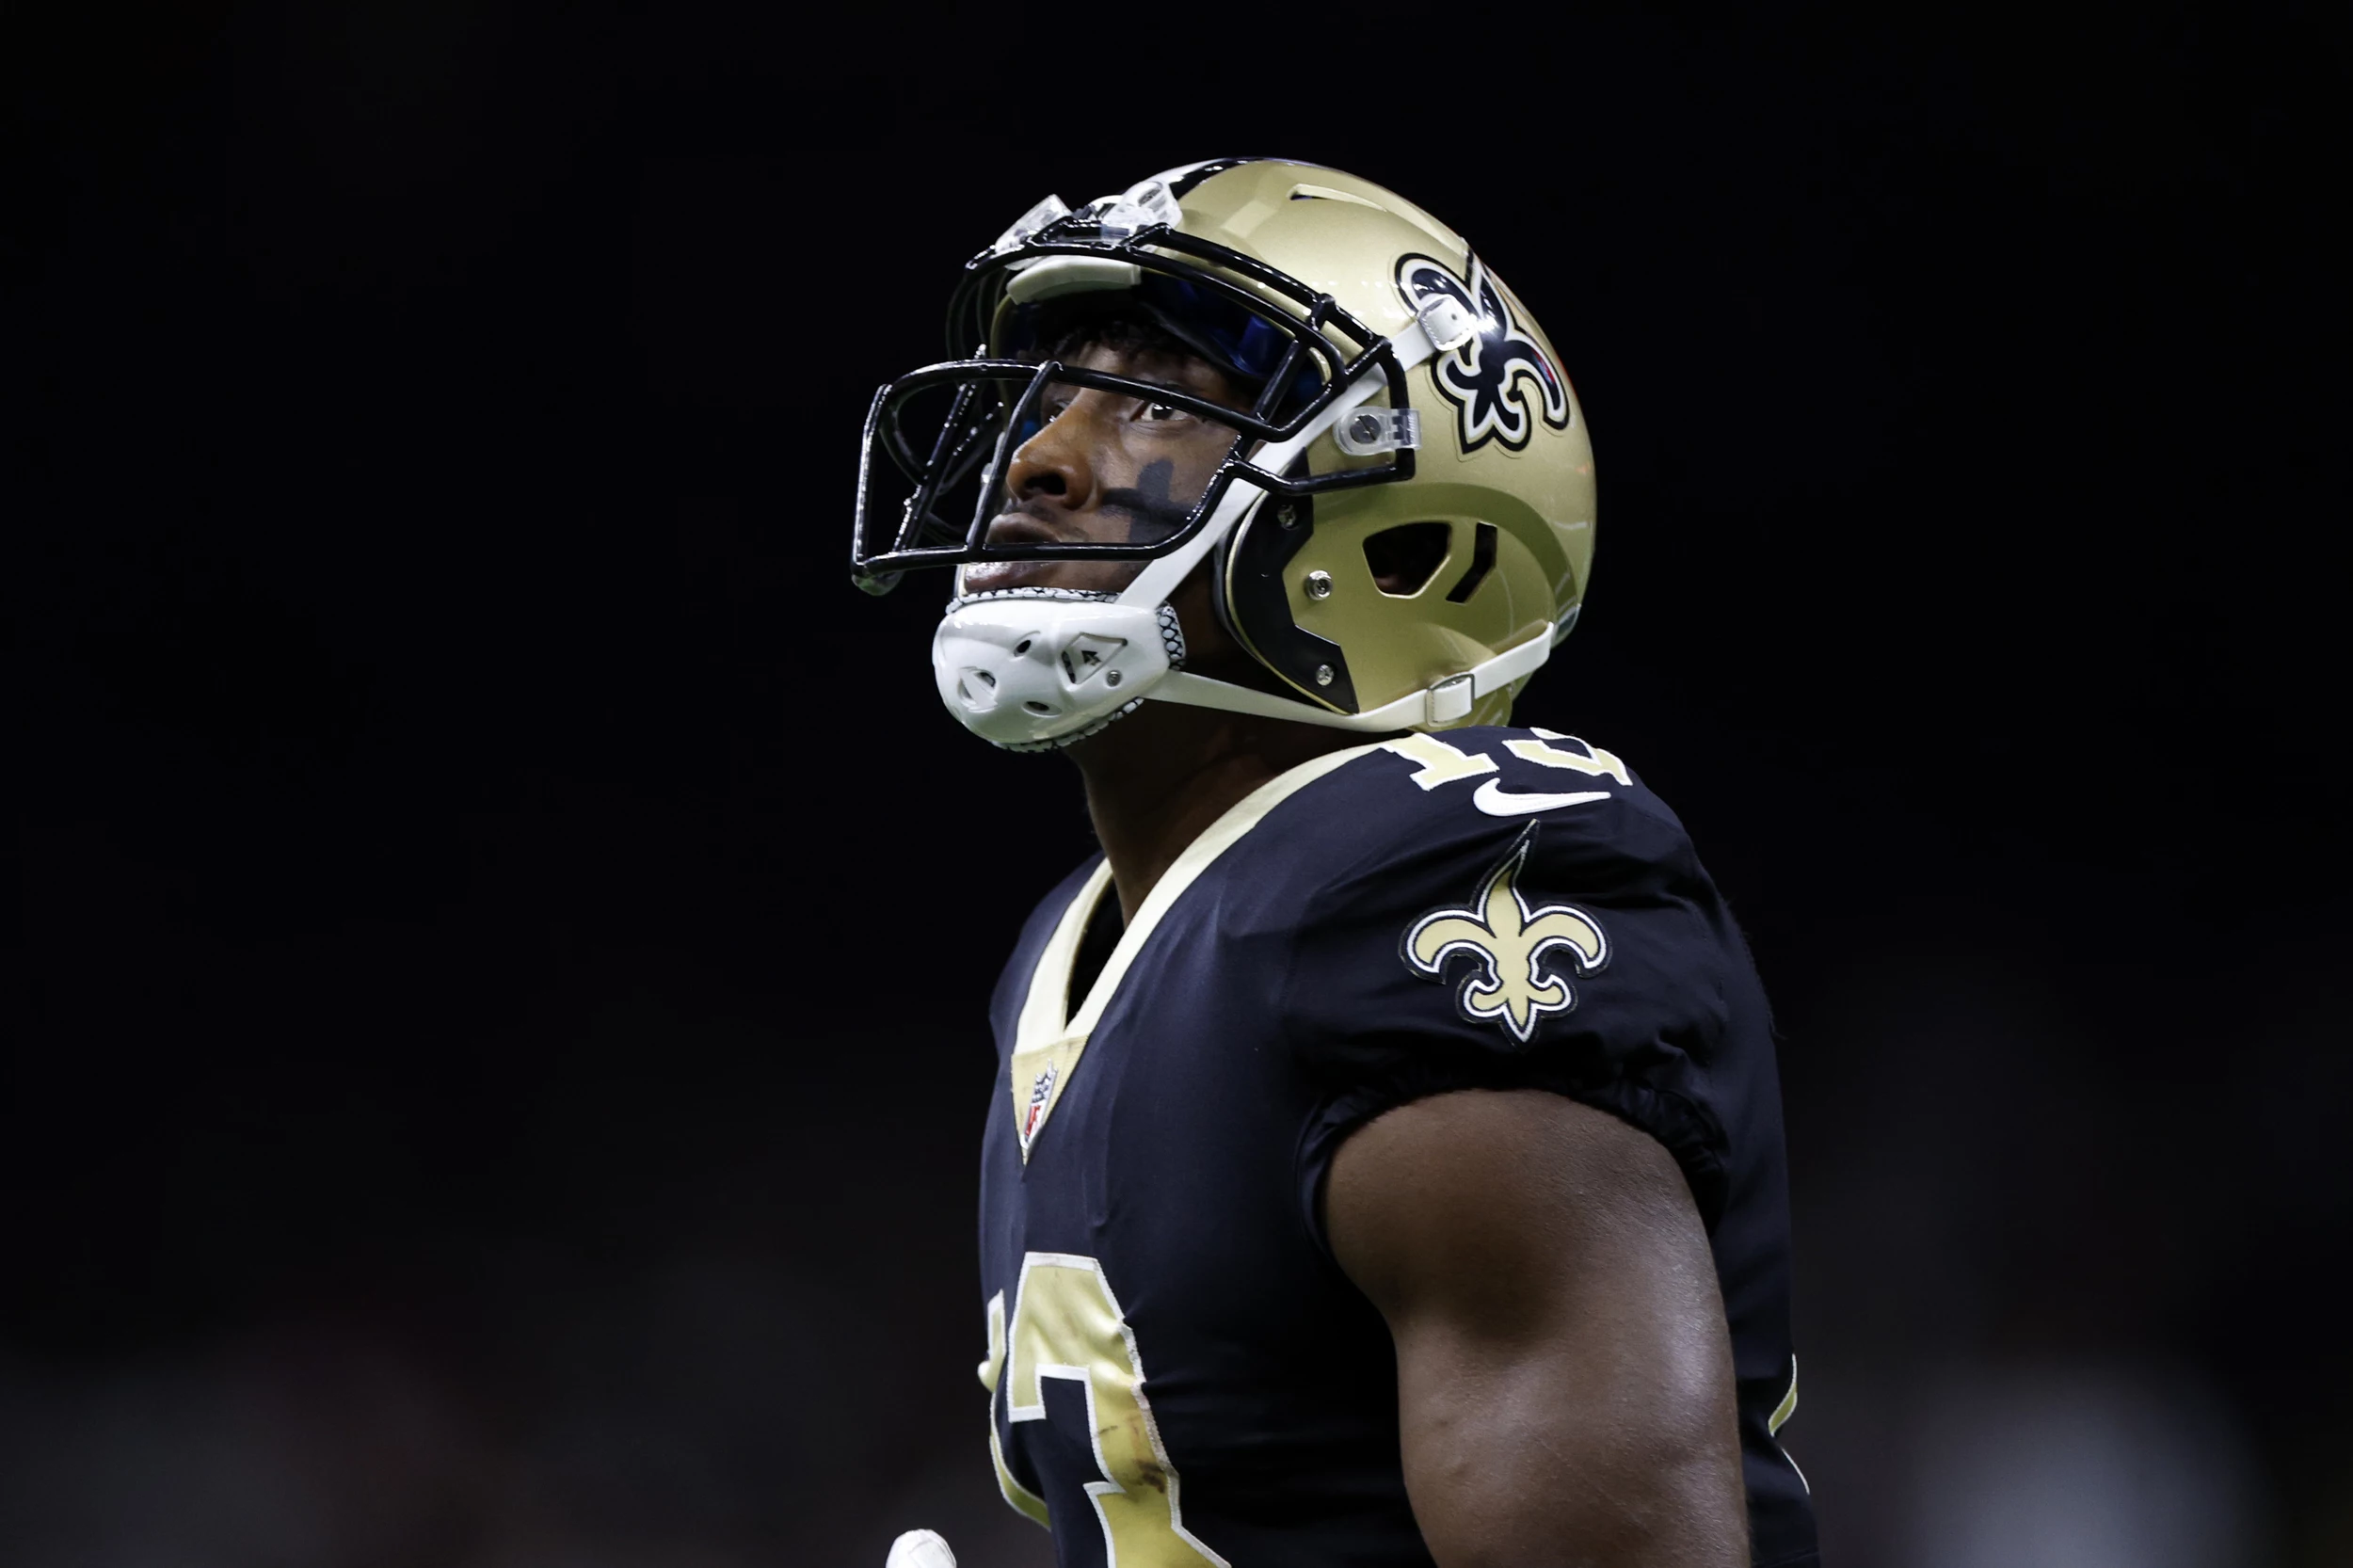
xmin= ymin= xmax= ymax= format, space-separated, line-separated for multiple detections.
xmin=1139 ymin=400 xmax=1184 ymax=424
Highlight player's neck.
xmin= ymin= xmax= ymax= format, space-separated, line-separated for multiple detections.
xmin=1067 ymin=703 xmax=1369 ymax=923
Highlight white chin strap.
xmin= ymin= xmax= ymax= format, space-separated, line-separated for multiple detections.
xmin=931 ymin=312 xmax=1554 ymax=750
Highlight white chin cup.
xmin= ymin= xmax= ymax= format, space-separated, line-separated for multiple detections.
xmin=932 ymin=593 xmax=1179 ymax=750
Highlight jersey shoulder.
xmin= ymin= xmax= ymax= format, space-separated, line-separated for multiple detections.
xmin=1261 ymin=724 xmax=1727 ymax=1041
xmin=1265 ymin=727 xmax=1748 ymax=1224
xmin=1266 ymin=724 xmax=1705 ymax=913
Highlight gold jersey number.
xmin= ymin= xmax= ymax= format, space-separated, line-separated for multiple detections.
xmin=978 ymin=1252 xmax=1227 ymax=1566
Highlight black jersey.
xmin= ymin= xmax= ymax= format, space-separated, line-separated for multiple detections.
xmin=974 ymin=727 xmax=1817 ymax=1567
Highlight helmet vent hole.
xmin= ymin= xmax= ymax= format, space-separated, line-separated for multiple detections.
xmin=1023 ymin=700 xmax=1057 ymax=716
xmin=1363 ymin=521 xmax=1454 ymax=599
xmin=1444 ymin=521 xmax=1499 ymax=603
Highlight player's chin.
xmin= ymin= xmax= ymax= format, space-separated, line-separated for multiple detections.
xmin=958 ymin=558 xmax=1143 ymax=598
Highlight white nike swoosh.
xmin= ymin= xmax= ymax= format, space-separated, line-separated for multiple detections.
xmin=1471 ymin=780 xmax=1611 ymax=817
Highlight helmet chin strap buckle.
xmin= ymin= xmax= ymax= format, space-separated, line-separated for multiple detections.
xmin=1415 ymin=295 xmax=1479 ymax=352
xmin=1425 ymin=675 xmax=1475 ymax=726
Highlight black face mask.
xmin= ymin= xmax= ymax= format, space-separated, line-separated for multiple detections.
xmin=852 ymin=228 xmax=1417 ymax=598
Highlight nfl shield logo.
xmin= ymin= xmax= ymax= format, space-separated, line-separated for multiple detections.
xmin=1019 ymin=1064 xmax=1057 ymax=1153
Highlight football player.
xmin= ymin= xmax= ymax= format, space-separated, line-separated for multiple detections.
xmin=854 ymin=160 xmax=1816 ymax=1567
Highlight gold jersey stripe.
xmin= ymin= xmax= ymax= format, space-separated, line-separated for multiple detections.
xmin=1769 ymin=1355 xmax=1799 ymax=1436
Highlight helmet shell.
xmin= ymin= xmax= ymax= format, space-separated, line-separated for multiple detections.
xmin=1163 ymin=161 xmax=1596 ymax=727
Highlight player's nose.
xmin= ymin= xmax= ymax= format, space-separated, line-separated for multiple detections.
xmin=1003 ymin=395 xmax=1096 ymax=512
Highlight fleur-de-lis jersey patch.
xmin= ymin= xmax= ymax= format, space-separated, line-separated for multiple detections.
xmin=1401 ymin=822 xmax=1608 ymax=1043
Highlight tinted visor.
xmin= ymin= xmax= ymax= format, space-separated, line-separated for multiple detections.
xmin=996 ymin=274 xmax=1325 ymax=423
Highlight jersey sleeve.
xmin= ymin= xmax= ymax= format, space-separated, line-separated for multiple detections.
xmin=1282 ymin=734 xmax=1747 ymax=1249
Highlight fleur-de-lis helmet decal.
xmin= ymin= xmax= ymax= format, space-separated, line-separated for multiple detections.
xmin=1401 ymin=823 xmax=1608 ymax=1042
xmin=1397 ymin=253 xmax=1574 ymax=454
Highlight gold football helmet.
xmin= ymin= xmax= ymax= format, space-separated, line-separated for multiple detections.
xmin=853 ymin=157 xmax=1596 ymax=748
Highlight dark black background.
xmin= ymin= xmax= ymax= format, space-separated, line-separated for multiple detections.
xmin=8 ymin=7 xmax=2348 ymax=1565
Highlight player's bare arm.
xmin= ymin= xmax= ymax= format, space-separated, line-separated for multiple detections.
xmin=1329 ymin=1089 xmax=1750 ymax=1567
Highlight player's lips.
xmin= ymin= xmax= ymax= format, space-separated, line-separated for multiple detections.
xmin=959 ymin=512 xmax=1085 ymax=593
